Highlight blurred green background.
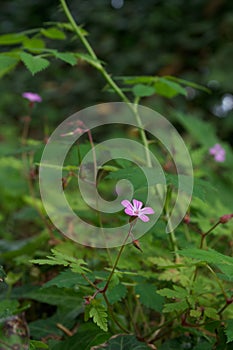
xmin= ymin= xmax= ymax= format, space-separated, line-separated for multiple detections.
xmin=0 ymin=0 xmax=233 ymax=144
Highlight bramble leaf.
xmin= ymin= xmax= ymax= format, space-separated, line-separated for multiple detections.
xmin=54 ymin=52 xmax=77 ymax=65
xmin=20 ymin=52 xmax=50 ymax=75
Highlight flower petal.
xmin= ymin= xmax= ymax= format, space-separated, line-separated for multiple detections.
xmin=124 ymin=208 xmax=135 ymax=216
xmin=138 ymin=214 xmax=150 ymax=222
xmin=140 ymin=207 xmax=155 ymax=215
xmin=121 ymin=200 xmax=132 ymax=209
xmin=132 ymin=199 xmax=143 ymax=210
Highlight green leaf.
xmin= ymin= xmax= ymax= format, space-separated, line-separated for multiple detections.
xmin=23 ymin=37 xmax=46 ymax=52
xmin=165 ymin=75 xmax=210 ymax=94
xmin=178 ymin=248 xmax=233 ymax=278
xmin=132 ymin=84 xmax=155 ymax=97
xmin=30 ymin=248 xmax=90 ymax=273
xmin=54 ymin=52 xmax=77 ymax=65
xmin=225 ymin=319 xmax=233 ymax=343
xmin=106 ymin=283 xmax=127 ymax=304
xmin=135 ymin=283 xmax=164 ymax=312
xmin=48 ymin=323 xmax=111 ymax=350
xmin=154 ymin=77 xmax=187 ymax=98
xmin=42 ymin=270 xmax=94 ymax=289
xmin=41 ymin=27 xmax=66 ymax=40
xmin=0 ymin=54 xmax=19 ymax=77
xmin=204 ymin=307 xmax=220 ymax=320
xmin=163 ymin=300 xmax=188 ymax=313
xmin=0 ymin=33 xmax=27 ymax=44
xmin=18 ymin=286 xmax=83 ymax=307
xmin=20 ymin=52 xmax=50 ymax=75
xmin=157 ymin=285 xmax=187 ymax=299
xmin=89 ymin=301 xmax=108 ymax=332
xmin=93 ymin=334 xmax=151 ymax=349
xmin=166 ymin=174 xmax=216 ymax=201
xmin=30 ymin=340 xmax=49 ymax=349
xmin=0 ymin=300 xmax=19 ymax=318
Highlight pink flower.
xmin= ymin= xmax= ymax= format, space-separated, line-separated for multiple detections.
xmin=22 ymin=92 xmax=42 ymax=103
xmin=209 ymin=144 xmax=225 ymax=162
xmin=121 ymin=199 xmax=154 ymax=222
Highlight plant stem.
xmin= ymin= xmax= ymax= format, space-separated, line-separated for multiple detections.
xmin=103 ymin=219 xmax=136 ymax=293
xmin=103 ymin=293 xmax=130 ymax=333
xmin=60 ymin=0 xmax=152 ymax=168
xmin=199 ymin=220 xmax=221 ymax=249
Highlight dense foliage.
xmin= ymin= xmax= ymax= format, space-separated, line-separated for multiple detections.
xmin=0 ymin=1 xmax=232 ymax=349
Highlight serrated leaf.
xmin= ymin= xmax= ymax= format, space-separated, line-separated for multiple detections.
xmin=178 ymin=248 xmax=233 ymax=278
xmin=0 ymin=54 xmax=19 ymax=77
xmin=89 ymin=303 xmax=108 ymax=332
xmin=132 ymin=84 xmax=155 ymax=97
xmin=163 ymin=300 xmax=188 ymax=313
xmin=106 ymin=283 xmax=127 ymax=304
xmin=20 ymin=52 xmax=50 ymax=75
xmin=190 ymin=309 xmax=202 ymax=318
xmin=135 ymin=283 xmax=164 ymax=312
xmin=166 ymin=174 xmax=216 ymax=201
xmin=92 ymin=334 xmax=151 ymax=349
xmin=54 ymin=52 xmax=77 ymax=65
xmin=157 ymin=286 xmax=187 ymax=299
xmin=41 ymin=27 xmax=66 ymax=40
xmin=42 ymin=270 xmax=94 ymax=289
xmin=224 ymin=319 xmax=233 ymax=343
xmin=30 ymin=249 xmax=89 ymax=273
xmin=204 ymin=307 xmax=220 ymax=320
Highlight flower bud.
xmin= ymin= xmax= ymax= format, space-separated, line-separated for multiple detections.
xmin=219 ymin=214 xmax=233 ymax=224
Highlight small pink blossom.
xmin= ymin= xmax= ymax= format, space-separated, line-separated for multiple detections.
xmin=121 ymin=199 xmax=154 ymax=222
xmin=22 ymin=92 xmax=42 ymax=103
xmin=209 ymin=144 xmax=225 ymax=162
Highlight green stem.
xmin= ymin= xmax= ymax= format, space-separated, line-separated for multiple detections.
xmin=103 ymin=220 xmax=136 ymax=293
xmin=200 ymin=220 xmax=221 ymax=249
xmin=103 ymin=293 xmax=130 ymax=333
xmin=60 ymin=0 xmax=152 ymax=168
xmin=205 ymin=264 xmax=228 ymax=301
